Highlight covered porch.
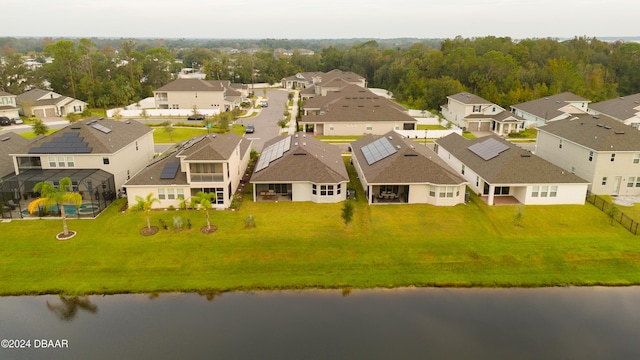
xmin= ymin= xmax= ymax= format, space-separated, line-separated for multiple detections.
xmin=253 ymin=183 xmax=292 ymax=202
xmin=480 ymin=182 xmax=521 ymax=206
xmin=369 ymin=185 xmax=409 ymax=204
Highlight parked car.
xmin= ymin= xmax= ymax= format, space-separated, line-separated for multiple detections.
xmin=11 ymin=117 xmax=23 ymax=125
xmin=187 ymin=114 xmax=205 ymax=121
xmin=261 ymin=101 xmax=268 ymax=108
xmin=0 ymin=117 xmax=11 ymax=126
xmin=245 ymin=125 xmax=255 ymax=133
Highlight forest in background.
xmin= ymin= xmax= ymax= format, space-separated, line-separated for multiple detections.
xmin=1 ymin=36 xmax=639 ymax=112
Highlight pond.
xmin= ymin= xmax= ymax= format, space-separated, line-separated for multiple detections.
xmin=1 ymin=287 xmax=639 ymax=359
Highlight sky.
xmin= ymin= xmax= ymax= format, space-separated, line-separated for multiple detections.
xmin=5 ymin=0 xmax=637 ymax=40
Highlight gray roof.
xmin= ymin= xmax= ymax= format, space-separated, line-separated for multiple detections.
xmin=17 ymin=117 xmax=152 ymax=155
xmin=493 ymin=111 xmax=526 ymax=123
xmin=436 ymin=133 xmax=588 ymax=185
xmin=177 ymin=132 xmax=246 ymax=161
xmin=16 ymin=88 xmax=50 ymax=103
xmin=510 ymin=92 xmax=589 ymax=120
xmin=0 ymin=90 xmax=16 ymax=97
xmin=124 ymin=151 xmax=188 ymax=186
xmin=315 ymin=70 xmax=365 ymax=85
xmin=155 ymin=79 xmax=227 ymax=92
xmin=251 ymin=133 xmax=348 ymax=183
xmin=590 ymin=93 xmax=640 ymax=121
xmin=0 ymin=132 xmax=32 ymax=178
xmin=301 ymin=85 xmax=414 ymax=124
xmin=448 ymin=92 xmax=493 ymax=105
xmin=537 ymin=113 xmax=640 ymax=152
xmin=352 ymin=132 xmax=467 ymax=185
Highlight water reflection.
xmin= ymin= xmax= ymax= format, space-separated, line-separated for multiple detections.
xmin=46 ymin=296 xmax=98 ymax=321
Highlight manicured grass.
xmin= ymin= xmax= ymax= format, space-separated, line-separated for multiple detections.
xmin=19 ymin=129 xmax=59 ymax=139
xmin=153 ymin=125 xmax=246 ymax=143
xmin=416 ymin=124 xmax=447 ymax=130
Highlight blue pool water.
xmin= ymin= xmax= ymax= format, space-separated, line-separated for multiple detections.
xmin=22 ymin=203 xmax=100 ymax=216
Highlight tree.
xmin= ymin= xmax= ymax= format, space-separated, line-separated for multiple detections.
xmin=28 ymin=177 xmax=82 ymax=238
xmin=606 ymin=203 xmax=619 ymax=226
xmin=341 ymin=201 xmax=354 ymax=227
xmin=31 ymin=118 xmax=49 ymax=136
xmin=192 ymin=191 xmax=216 ymax=231
xmin=160 ymin=120 xmax=174 ymax=141
xmin=129 ymin=193 xmax=160 ymax=233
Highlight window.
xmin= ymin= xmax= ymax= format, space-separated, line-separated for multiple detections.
xmin=136 ymin=141 xmax=139 ymax=151
xmin=532 ymin=186 xmax=539 ymax=197
xmin=58 ymin=156 xmax=65 ymax=167
xmin=127 ymin=170 xmax=130 ymax=180
xmin=429 ymin=186 xmax=436 ymax=197
xmin=628 ymin=177 xmax=635 ymax=188
xmin=49 ymin=156 xmax=56 ymax=167
xmin=611 ymin=153 xmax=616 ymax=162
xmin=637 ymin=178 xmax=640 ymax=188
xmin=602 ymin=177 xmax=607 ymax=186
xmin=167 ymin=189 xmax=175 ymax=200
xmin=328 ymin=185 xmax=334 ymax=196
xmin=550 ymin=186 xmax=557 ymax=197
xmin=337 ymin=184 xmax=341 ymax=195
xmin=67 ymin=156 xmax=74 ymax=167
xmin=588 ymin=151 xmax=593 ymax=162
xmin=177 ymin=188 xmax=184 ymax=199
xmin=320 ymin=185 xmax=327 ymax=196
xmin=446 ymin=187 xmax=454 ymax=198
xmin=559 ymin=139 xmax=563 ymax=149
xmin=634 ymin=154 xmax=640 ymax=164
xmin=103 ymin=157 xmax=110 ymax=165
xmin=366 ymin=124 xmax=373 ymax=131
xmin=439 ymin=187 xmax=446 ymax=198
xmin=215 ymin=188 xmax=224 ymax=204
xmin=158 ymin=189 xmax=166 ymax=200
xmin=476 ymin=176 xmax=479 ymax=187
xmin=433 ymin=144 xmax=439 ymax=154
xmin=461 ymin=164 xmax=465 ymax=175
xmin=312 ymin=184 xmax=317 ymax=195
xmin=541 ymin=186 xmax=549 ymax=197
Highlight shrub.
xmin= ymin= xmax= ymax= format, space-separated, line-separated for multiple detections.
xmin=244 ymin=215 xmax=256 ymax=228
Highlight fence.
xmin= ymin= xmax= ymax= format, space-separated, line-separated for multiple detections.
xmin=585 ymin=192 xmax=640 ymax=235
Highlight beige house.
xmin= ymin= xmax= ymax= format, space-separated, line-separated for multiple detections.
xmin=251 ymin=133 xmax=348 ymax=203
xmin=300 ymin=85 xmax=416 ymax=136
xmin=440 ymin=92 xmax=525 ymax=134
xmin=125 ymin=133 xmax=252 ymax=209
xmin=282 ymin=69 xmax=366 ymax=98
xmin=435 ymin=133 xmax=589 ymax=205
xmin=351 ymin=132 xmax=467 ymax=205
xmin=281 ymin=71 xmax=324 ymax=89
xmin=536 ymin=114 xmax=640 ymax=196
xmin=16 ymin=89 xmax=87 ymax=118
xmin=153 ymin=79 xmax=242 ymax=112
xmin=589 ymin=93 xmax=640 ymax=129
xmin=0 ymin=132 xmax=31 ymax=180
xmin=0 ymin=91 xmax=20 ymax=119
xmin=510 ymin=92 xmax=590 ymax=128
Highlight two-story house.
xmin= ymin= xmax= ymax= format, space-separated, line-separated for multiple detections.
xmin=510 ymin=92 xmax=590 ymax=128
xmin=0 ymin=91 xmax=20 ymax=119
xmin=536 ymin=114 xmax=640 ymax=196
xmin=440 ymin=92 xmax=524 ymax=134
xmin=125 ymin=133 xmax=252 ymax=209
xmin=16 ymin=89 xmax=87 ymax=118
xmin=153 ymin=79 xmax=241 ymax=113
xmin=589 ymin=93 xmax=640 ymax=129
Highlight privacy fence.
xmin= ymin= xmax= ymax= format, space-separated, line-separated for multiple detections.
xmin=586 ymin=192 xmax=640 ymax=235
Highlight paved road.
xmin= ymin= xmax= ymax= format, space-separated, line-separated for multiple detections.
xmin=240 ymin=89 xmax=289 ymax=152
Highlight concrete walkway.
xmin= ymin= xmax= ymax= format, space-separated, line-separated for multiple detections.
xmin=287 ymin=90 xmax=299 ymax=135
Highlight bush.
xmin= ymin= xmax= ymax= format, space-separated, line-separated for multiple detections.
xmin=244 ymin=215 xmax=256 ymax=228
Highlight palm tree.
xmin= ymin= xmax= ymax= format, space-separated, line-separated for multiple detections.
xmin=191 ymin=191 xmax=216 ymax=231
xmin=29 ymin=177 xmax=82 ymax=237
xmin=129 ymin=193 xmax=160 ymax=231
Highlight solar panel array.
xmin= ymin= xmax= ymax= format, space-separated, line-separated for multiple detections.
xmin=361 ymin=136 xmax=397 ymax=165
xmin=28 ymin=132 xmax=93 ymax=154
xmin=468 ymin=138 xmax=510 ymax=161
xmin=160 ymin=162 xmax=180 ymax=179
xmin=92 ymin=123 xmax=112 ymax=134
xmin=255 ymin=137 xmax=292 ymax=172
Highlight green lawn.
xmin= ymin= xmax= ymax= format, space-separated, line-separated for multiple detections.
xmin=153 ymin=125 xmax=247 ymax=143
xmin=416 ymin=124 xmax=447 ymax=130
xmin=2 ymin=173 xmax=639 ymax=296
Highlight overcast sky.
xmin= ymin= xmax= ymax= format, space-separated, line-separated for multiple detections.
xmin=5 ymin=0 xmax=637 ymax=40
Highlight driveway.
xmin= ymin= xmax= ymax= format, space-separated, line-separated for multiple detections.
xmin=240 ymin=89 xmax=289 ymax=152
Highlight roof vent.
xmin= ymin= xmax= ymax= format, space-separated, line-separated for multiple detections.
xmin=620 ymin=97 xmax=625 ymax=100
xmin=125 ymin=120 xmax=131 ymax=124
xmin=1 ymin=137 xmax=10 ymax=142
xmin=294 ymin=142 xmax=298 ymax=146
xmin=596 ymin=124 xmax=604 ymax=127
xmin=98 ymin=117 xmax=104 ymax=120
xmin=592 ymin=115 xmax=600 ymax=119
xmin=404 ymin=153 xmax=418 ymax=157
xmin=520 ymin=153 xmax=531 ymax=157
xmin=303 ymin=142 xmax=306 ymax=146
xmin=396 ymin=145 xmax=401 ymax=149
xmin=295 ymin=134 xmax=298 ymax=138
xmin=293 ymin=152 xmax=306 ymax=156
xmin=615 ymin=131 xmax=625 ymax=135
xmin=604 ymin=125 xmax=612 ymax=130
xmin=388 ymin=136 xmax=393 ymax=140
xmin=70 ymin=126 xmax=81 ymax=130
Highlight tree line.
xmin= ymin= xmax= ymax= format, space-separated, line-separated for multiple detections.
xmin=1 ymin=36 xmax=639 ymax=112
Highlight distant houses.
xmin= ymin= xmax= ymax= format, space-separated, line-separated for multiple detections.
xmin=16 ymin=89 xmax=87 ymax=118
xmin=589 ymin=93 xmax=640 ymax=129
xmin=510 ymin=92 xmax=590 ymax=128
xmin=441 ymin=92 xmax=525 ymax=135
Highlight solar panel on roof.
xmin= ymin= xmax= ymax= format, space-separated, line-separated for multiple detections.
xmin=254 ymin=137 xmax=292 ymax=172
xmin=92 ymin=123 xmax=112 ymax=134
xmin=160 ymin=162 xmax=180 ymax=179
xmin=468 ymin=138 xmax=510 ymax=161
xmin=360 ymin=136 xmax=397 ymax=165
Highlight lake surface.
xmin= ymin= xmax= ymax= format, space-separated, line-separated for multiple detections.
xmin=1 ymin=287 xmax=640 ymax=359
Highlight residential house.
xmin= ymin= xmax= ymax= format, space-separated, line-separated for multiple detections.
xmin=300 ymin=85 xmax=416 ymax=136
xmin=0 ymin=91 xmax=20 ymax=119
xmin=282 ymin=69 xmax=367 ymax=98
xmin=16 ymin=89 xmax=87 ymax=118
xmin=281 ymin=71 xmax=324 ymax=89
xmin=3 ymin=117 xmax=154 ymax=218
xmin=589 ymin=94 xmax=640 ymax=129
xmin=440 ymin=92 xmax=525 ymax=134
xmin=510 ymin=92 xmax=590 ymax=128
xmin=125 ymin=133 xmax=251 ymax=209
xmin=0 ymin=132 xmax=31 ymax=181
xmin=250 ymin=133 xmax=348 ymax=203
xmin=435 ymin=133 xmax=589 ymax=205
xmin=536 ymin=113 xmax=640 ymax=196
xmin=351 ymin=132 xmax=467 ymax=205
xmin=153 ymin=79 xmax=242 ymax=112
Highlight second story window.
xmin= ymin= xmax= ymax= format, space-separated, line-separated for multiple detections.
xmin=559 ymin=139 xmax=563 ymax=149
xmin=634 ymin=153 xmax=640 ymax=164
xmin=611 ymin=154 xmax=616 ymax=162
xmin=588 ymin=151 xmax=593 ymax=162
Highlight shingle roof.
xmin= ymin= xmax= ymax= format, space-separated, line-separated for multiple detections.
xmin=448 ymin=92 xmax=493 ymax=105
xmin=155 ymin=79 xmax=226 ymax=92
xmin=177 ymin=132 xmax=245 ymax=161
xmin=0 ymin=91 xmax=16 ymax=97
xmin=124 ymin=151 xmax=188 ymax=186
xmin=0 ymin=132 xmax=32 ymax=178
xmin=251 ymin=133 xmax=348 ymax=183
xmin=589 ymin=94 xmax=640 ymax=121
xmin=315 ymin=70 xmax=365 ymax=86
xmin=17 ymin=117 xmax=152 ymax=155
xmin=537 ymin=113 xmax=640 ymax=152
xmin=16 ymin=88 xmax=50 ymax=103
xmin=436 ymin=133 xmax=588 ymax=185
xmin=352 ymin=132 xmax=466 ymax=185
xmin=493 ymin=111 xmax=525 ymax=123
xmin=510 ymin=92 xmax=589 ymax=120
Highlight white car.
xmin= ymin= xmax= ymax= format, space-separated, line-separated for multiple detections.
xmin=12 ymin=118 xmax=24 ymax=125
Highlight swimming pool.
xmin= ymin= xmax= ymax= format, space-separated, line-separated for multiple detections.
xmin=21 ymin=203 xmax=101 ymax=217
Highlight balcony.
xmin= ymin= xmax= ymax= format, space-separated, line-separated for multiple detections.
xmin=190 ymin=173 xmax=224 ymax=183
